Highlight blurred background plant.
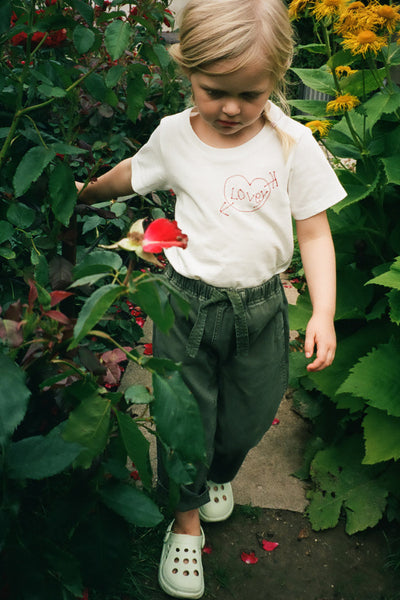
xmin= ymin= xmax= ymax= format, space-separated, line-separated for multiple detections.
xmin=0 ymin=2 xmax=205 ymax=599
xmin=287 ymin=0 xmax=400 ymax=538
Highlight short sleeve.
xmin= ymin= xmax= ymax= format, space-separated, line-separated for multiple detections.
xmin=130 ymin=124 xmax=170 ymax=194
xmin=288 ymin=127 xmax=347 ymax=220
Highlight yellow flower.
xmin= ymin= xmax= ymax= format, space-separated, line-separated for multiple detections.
xmin=288 ymin=0 xmax=314 ymax=19
xmin=312 ymin=0 xmax=346 ymax=21
xmin=335 ymin=65 xmax=358 ymax=77
xmin=370 ymin=2 xmax=400 ymax=34
xmin=341 ymin=29 xmax=388 ymax=56
xmin=305 ymin=120 xmax=332 ymax=136
xmin=334 ymin=1 xmax=377 ymax=34
xmin=326 ymin=93 xmax=360 ymax=112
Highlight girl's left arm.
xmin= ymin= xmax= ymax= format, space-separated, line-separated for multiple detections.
xmin=295 ymin=210 xmax=336 ymax=372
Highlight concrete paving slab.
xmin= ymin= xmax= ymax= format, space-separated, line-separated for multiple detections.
xmin=119 ymin=276 xmax=308 ymax=512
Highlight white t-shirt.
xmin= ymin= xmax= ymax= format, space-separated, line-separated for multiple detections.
xmin=131 ymin=102 xmax=346 ymax=288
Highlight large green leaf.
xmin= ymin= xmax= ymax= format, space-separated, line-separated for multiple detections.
xmin=307 ymin=435 xmax=388 ymax=534
xmin=70 ymin=0 xmax=94 ymax=24
xmin=338 ymin=340 xmax=400 ymax=417
xmin=290 ymin=67 xmax=335 ymax=95
xmin=340 ymin=68 xmax=386 ymax=97
xmin=335 ymin=265 xmax=374 ymax=320
xmin=63 ymin=391 xmax=111 ymax=468
xmin=363 ymin=407 xmax=400 ymax=464
xmin=73 ymin=24 xmax=95 ymax=54
xmin=115 ymin=410 xmax=153 ymax=489
xmin=152 ymin=372 xmax=206 ymax=463
xmin=7 ymin=425 xmax=82 ymax=479
xmin=124 ymin=384 xmax=153 ymax=404
xmin=72 ymin=250 xmax=123 ymax=285
xmin=129 ymin=277 xmax=174 ymax=333
xmin=6 ymin=203 xmax=35 ymax=228
xmin=0 ymin=220 xmax=14 ymax=244
xmin=306 ymin=321 xmax=392 ymax=399
xmin=126 ymin=68 xmax=148 ymax=123
xmin=13 ymin=146 xmax=55 ymax=197
xmin=361 ymin=91 xmax=400 ymax=133
xmin=70 ymin=284 xmax=125 ymax=348
xmin=367 ymin=256 xmax=400 ymax=290
xmin=0 ymin=355 xmax=31 ymax=445
xmin=287 ymin=99 xmax=328 ymax=119
xmin=332 ymin=168 xmax=378 ymax=213
xmin=49 ymin=161 xmax=77 ymax=226
xmin=382 ymin=156 xmax=400 ymax=185
xmin=0 ymin=2 xmax=12 ymax=35
xmin=388 ymin=289 xmax=400 ymax=325
xmin=105 ymin=20 xmax=131 ymax=61
xmin=99 ymin=482 xmax=163 ymax=527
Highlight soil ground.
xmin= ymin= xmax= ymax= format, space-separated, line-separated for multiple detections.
xmin=141 ymin=507 xmax=400 ymax=600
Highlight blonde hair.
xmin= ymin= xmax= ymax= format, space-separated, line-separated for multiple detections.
xmin=169 ymin=0 xmax=295 ymax=155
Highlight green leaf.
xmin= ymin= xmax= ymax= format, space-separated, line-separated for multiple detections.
xmin=332 ymin=168 xmax=379 ymax=213
xmin=130 ymin=278 xmax=174 ymax=333
xmin=43 ymin=542 xmax=83 ymax=596
xmin=105 ymin=65 xmax=126 ymax=88
xmin=63 ymin=390 xmax=111 ymax=468
xmin=115 ymin=411 xmax=152 ymax=489
xmin=363 ymin=407 xmax=400 ymax=465
xmin=124 ymin=384 xmax=153 ymax=404
xmin=70 ymin=284 xmax=125 ymax=348
xmin=151 ymin=44 xmax=171 ymax=69
xmin=306 ymin=321 xmax=392 ymax=399
xmin=70 ymin=0 xmax=94 ymax=24
xmin=335 ymin=266 xmax=374 ymax=320
xmin=361 ymin=91 xmax=400 ymax=133
xmin=73 ymin=250 xmax=123 ymax=281
xmin=290 ymin=67 xmax=335 ymax=95
xmin=0 ymin=2 xmax=12 ymax=35
xmin=0 ymin=220 xmax=14 ymax=244
xmin=152 ymin=372 xmax=206 ymax=463
xmin=84 ymin=72 xmax=108 ymax=102
xmin=126 ymin=70 xmax=147 ymax=123
xmin=49 ymin=161 xmax=77 ymax=226
xmin=287 ymin=99 xmax=329 ymax=119
xmin=13 ymin=146 xmax=55 ymax=198
xmin=382 ymin=156 xmax=400 ymax=185
xmin=288 ymin=291 xmax=312 ymax=332
xmin=307 ymin=435 xmax=388 ymax=534
xmin=6 ymin=203 xmax=35 ymax=228
xmin=99 ymin=482 xmax=163 ymax=527
xmin=388 ymin=289 xmax=400 ymax=325
xmin=104 ymin=20 xmax=131 ymax=61
xmin=73 ymin=24 xmax=95 ymax=54
xmin=0 ymin=356 xmax=31 ymax=445
xmin=37 ymin=84 xmax=67 ymax=98
xmin=367 ymin=256 xmax=400 ymax=290
xmin=340 ymin=68 xmax=386 ymax=97
xmin=297 ymin=43 xmax=326 ymax=54
xmin=7 ymin=425 xmax=82 ymax=479
xmin=338 ymin=340 xmax=400 ymax=417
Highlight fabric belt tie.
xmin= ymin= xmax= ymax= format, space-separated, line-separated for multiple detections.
xmin=186 ymin=288 xmax=249 ymax=358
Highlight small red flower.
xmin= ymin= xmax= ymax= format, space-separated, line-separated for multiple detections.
xmin=241 ymin=551 xmax=258 ymax=564
xmin=143 ymin=343 xmax=153 ymax=355
xmin=262 ymin=540 xmax=279 ymax=552
xmin=130 ymin=469 xmax=140 ymax=480
xmin=135 ymin=317 xmax=146 ymax=328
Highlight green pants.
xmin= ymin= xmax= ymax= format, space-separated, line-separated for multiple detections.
xmin=153 ymin=265 xmax=289 ymax=512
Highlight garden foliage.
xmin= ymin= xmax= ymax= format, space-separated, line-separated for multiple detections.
xmin=0 ymin=1 xmax=205 ymax=598
xmin=288 ymin=0 xmax=400 ymax=534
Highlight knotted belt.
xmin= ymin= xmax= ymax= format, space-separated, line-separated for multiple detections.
xmin=186 ymin=287 xmax=249 ymax=358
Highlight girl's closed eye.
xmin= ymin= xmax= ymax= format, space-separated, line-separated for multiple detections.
xmin=204 ymin=88 xmax=225 ymax=98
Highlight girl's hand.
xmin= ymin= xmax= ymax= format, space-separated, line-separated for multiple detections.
xmin=304 ymin=313 xmax=336 ymax=372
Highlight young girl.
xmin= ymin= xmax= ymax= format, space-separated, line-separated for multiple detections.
xmin=77 ymin=0 xmax=346 ymax=597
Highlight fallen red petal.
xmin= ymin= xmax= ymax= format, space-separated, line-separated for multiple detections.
xmin=262 ymin=540 xmax=279 ymax=552
xmin=272 ymin=418 xmax=280 ymax=425
xmin=241 ymin=551 xmax=258 ymax=564
xmin=143 ymin=343 xmax=153 ymax=355
xmin=202 ymin=545 xmax=212 ymax=555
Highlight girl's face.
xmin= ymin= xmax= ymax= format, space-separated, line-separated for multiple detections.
xmin=189 ymin=60 xmax=272 ymax=147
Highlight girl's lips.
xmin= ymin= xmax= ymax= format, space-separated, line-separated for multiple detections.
xmin=217 ymin=119 xmax=239 ymax=127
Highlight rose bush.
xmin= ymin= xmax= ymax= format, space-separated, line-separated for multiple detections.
xmin=0 ymin=2 xmax=204 ymax=599
xmin=288 ymin=0 xmax=400 ymax=534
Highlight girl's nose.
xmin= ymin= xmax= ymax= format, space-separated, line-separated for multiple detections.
xmin=222 ymin=98 xmax=240 ymax=117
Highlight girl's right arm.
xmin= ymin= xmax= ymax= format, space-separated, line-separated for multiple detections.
xmin=76 ymin=157 xmax=133 ymax=204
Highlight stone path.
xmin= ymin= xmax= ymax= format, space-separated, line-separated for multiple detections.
xmin=119 ymin=276 xmax=309 ymax=513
